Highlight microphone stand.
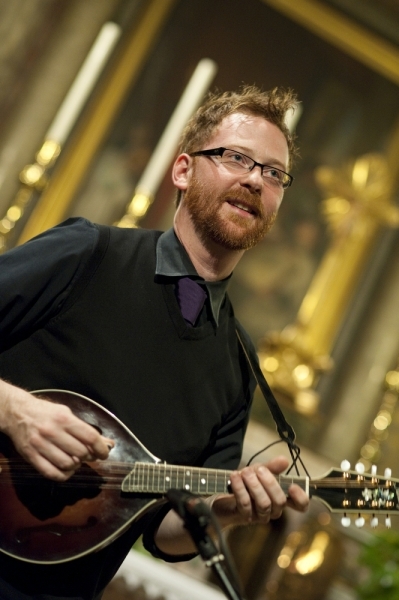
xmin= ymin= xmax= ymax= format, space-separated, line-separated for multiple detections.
xmin=166 ymin=490 xmax=246 ymax=600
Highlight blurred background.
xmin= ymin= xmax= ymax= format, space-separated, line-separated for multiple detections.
xmin=1 ymin=1 xmax=399 ymax=598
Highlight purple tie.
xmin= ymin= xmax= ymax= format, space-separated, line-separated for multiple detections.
xmin=175 ymin=277 xmax=207 ymax=325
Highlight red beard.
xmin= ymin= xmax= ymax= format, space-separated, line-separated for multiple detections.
xmin=183 ymin=175 xmax=278 ymax=251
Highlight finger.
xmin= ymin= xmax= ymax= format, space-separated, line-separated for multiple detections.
xmin=66 ymin=420 xmax=114 ymax=460
xmin=255 ymin=465 xmax=287 ymax=518
xmin=23 ymin=425 xmax=92 ymax=472
xmin=286 ymin=484 xmax=309 ymax=512
xmin=263 ymin=456 xmax=290 ymax=475
xmin=52 ymin=410 xmax=113 ymax=460
xmin=32 ymin=435 xmax=87 ymax=473
xmin=229 ymin=470 xmax=255 ymax=522
xmin=241 ymin=466 xmax=286 ymax=520
xmin=38 ymin=426 xmax=97 ymax=465
xmin=23 ymin=446 xmax=78 ymax=482
xmin=26 ymin=403 xmax=102 ymax=460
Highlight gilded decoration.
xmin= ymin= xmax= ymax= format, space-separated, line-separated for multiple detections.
xmin=259 ymin=153 xmax=399 ymax=415
xmin=357 ymin=365 xmax=399 ymax=471
xmin=0 ymin=141 xmax=61 ymax=252
xmin=0 ymin=0 xmax=178 ymax=252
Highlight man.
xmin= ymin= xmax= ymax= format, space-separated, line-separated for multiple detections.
xmin=0 ymin=85 xmax=308 ymax=599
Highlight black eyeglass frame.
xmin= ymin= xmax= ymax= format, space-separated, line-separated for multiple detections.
xmin=189 ymin=147 xmax=293 ymax=189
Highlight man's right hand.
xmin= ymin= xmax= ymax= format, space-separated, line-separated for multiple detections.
xmin=0 ymin=379 xmax=114 ymax=481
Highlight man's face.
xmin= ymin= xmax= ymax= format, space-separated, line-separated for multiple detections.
xmin=183 ymin=113 xmax=289 ymax=251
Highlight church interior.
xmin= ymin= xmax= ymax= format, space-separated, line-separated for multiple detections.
xmin=1 ymin=0 xmax=399 ymax=598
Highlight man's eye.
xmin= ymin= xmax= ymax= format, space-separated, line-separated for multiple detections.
xmin=266 ymin=168 xmax=283 ymax=181
xmin=224 ymin=150 xmax=245 ymax=164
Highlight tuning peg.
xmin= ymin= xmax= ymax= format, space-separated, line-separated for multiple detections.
xmin=384 ymin=468 xmax=392 ymax=479
xmin=340 ymin=460 xmax=351 ymax=472
xmin=371 ymin=465 xmax=377 ymax=476
xmin=341 ymin=516 xmax=351 ymax=527
xmin=371 ymin=517 xmax=378 ymax=528
xmin=355 ymin=516 xmax=365 ymax=528
xmin=355 ymin=463 xmax=365 ymax=475
xmin=386 ymin=517 xmax=392 ymax=529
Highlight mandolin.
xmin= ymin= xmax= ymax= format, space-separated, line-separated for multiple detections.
xmin=0 ymin=390 xmax=397 ymax=565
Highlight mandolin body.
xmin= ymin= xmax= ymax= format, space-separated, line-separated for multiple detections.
xmin=0 ymin=390 xmax=162 ymax=564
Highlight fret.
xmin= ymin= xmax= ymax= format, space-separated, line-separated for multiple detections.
xmin=192 ymin=469 xmax=198 ymax=492
xmin=226 ymin=471 xmax=231 ymax=493
xmin=164 ymin=464 xmax=172 ymax=492
xmin=150 ymin=462 xmax=154 ymax=492
xmin=153 ymin=462 xmax=158 ymax=493
xmin=279 ymin=474 xmax=308 ymax=495
xmin=172 ymin=464 xmax=178 ymax=489
xmin=200 ymin=471 xmax=208 ymax=494
xmin=200 ymin=470 xmax=205 ymax=493
xmin=159 ymin=462 xmax=165 ymax=493
xmin=139 ymin=462 xmax=145 ymax=491
xmin=135 ymin=462 xmax=140 ymax=491
xmin=182 ymin=468 xmax=192 ymax=492
xmin=182 ymin=467 xmax=187 ymax=489
xmin=176 ymin=464 xmax=182 ymax=489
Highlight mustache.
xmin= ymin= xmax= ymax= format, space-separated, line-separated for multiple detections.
xmin=220 ymin=188 xmax=264 ymax=217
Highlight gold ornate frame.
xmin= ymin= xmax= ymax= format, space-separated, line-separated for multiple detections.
xmin=262 ymin=0 xmax=399 ymax=87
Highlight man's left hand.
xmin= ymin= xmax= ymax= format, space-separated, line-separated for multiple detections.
xmin=209 ymin=455 xmax=309 ymax=526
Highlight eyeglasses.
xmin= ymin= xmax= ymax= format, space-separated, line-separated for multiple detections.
xmin=190 ymin=147 xmax=293 ymax=189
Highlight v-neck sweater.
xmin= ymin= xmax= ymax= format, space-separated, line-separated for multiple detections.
xmin=0 ymin=219 xmax=256 ymax=599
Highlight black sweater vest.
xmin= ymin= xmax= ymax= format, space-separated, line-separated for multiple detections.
xmin=0 ymin=225 xmax=254 ymax=469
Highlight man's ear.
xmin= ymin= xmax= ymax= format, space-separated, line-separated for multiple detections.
xmin=172 ymin=154 xmax=192 ymax=192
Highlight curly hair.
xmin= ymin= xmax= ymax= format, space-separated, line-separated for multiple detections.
xmin=179 ymin=84 xmax=300 ymax=164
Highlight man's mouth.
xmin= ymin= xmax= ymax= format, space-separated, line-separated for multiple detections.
xmin=227 ymin=200 xmax=257 ymax=216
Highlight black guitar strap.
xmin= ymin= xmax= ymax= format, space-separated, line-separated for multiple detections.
xmin=236 ymin=324 xmax=296 ymax=447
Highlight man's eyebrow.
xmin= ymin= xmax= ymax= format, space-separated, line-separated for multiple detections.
xmin=232 ymin=145 xmax=288 ymax=170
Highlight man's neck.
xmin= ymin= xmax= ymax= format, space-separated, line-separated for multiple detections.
xmin=173 ymin=211 xmax=244 ymax=282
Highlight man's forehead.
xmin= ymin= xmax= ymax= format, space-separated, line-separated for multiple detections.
xmin=214 ymin=112 xmax=261 ymax=135
xmin=207 ymin=111 xmax=289 ymax=164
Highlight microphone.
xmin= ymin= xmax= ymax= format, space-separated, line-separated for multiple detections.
xmin=166 ymin=489 xmax=212 ymax=522
xmin=166 ymin=489 xmax=244 ymax=599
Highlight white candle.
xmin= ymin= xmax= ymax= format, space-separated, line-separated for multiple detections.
xmin=135 ymin=58 xmax=218 ymax=198
xmin=45 ymin=22 xmax=121 ymax=145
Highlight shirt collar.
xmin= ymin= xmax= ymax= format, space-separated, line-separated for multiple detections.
xmin=155 ymin=228 xmax=231 ymax=325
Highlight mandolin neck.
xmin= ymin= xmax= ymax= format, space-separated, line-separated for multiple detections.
xmin=121 ymin=462 xmax=309 ymax=496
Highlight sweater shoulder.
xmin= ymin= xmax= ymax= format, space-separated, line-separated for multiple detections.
xmin=104 ymin=225 xmax=163 ymax=244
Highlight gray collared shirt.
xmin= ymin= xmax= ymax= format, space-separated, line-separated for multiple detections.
xmin=155 ymin=228 xmax=231 ymax=325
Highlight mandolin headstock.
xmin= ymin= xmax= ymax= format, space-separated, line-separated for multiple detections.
xmin=311 ymin=460 xmax=399 ymax=529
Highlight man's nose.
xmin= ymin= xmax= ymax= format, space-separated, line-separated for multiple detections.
xmin=239 ymin=165 xmax=263 ymax=193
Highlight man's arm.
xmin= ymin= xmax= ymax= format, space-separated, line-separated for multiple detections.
xmin=0 ymin=220 xmax=113 ymax=479
xmin=0 ymin=378 xmax=114 ymax=481
xmin=0 ymin=218 xmax=99 ymax=352
xmin=154 ymin=455 xmax=309 ymax=556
